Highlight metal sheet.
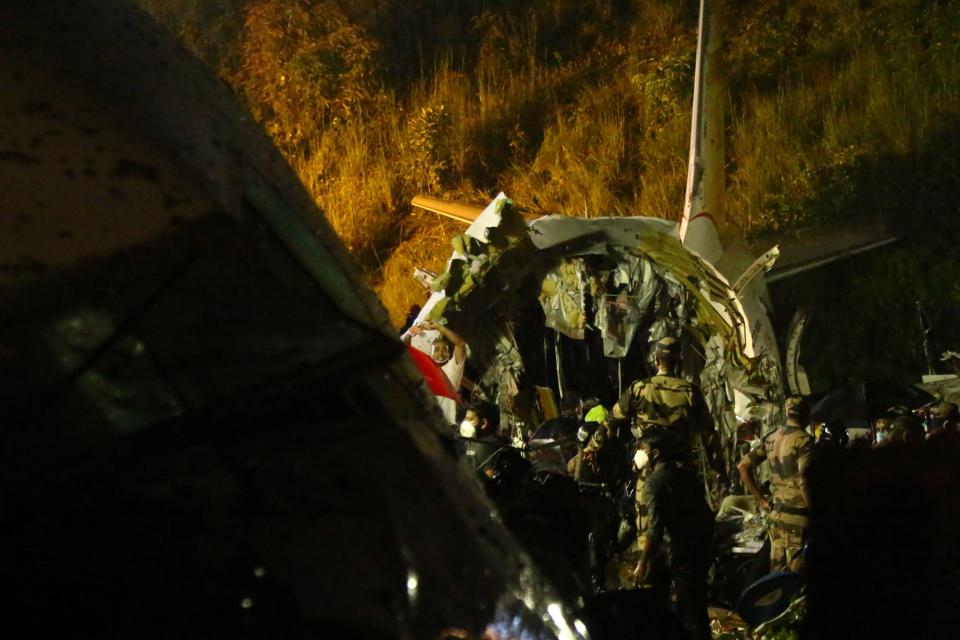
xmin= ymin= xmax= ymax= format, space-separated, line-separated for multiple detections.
xmin=528 ymin=215 xmax=678 ymax=250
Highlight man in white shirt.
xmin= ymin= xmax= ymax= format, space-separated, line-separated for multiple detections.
xmin=403 ymin=320 xmax=469 ymax=425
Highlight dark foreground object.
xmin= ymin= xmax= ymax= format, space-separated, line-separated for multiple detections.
xmin=804 ymin=434 xmax=960 ymax=639
xmin=0 ymin=2 xmax=582 ymax=638
xmin=580 ymin=589 xmax=689 ymax=640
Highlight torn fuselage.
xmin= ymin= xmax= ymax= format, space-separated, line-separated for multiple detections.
xmin=411 ymin=194 xmax=783 ymax=473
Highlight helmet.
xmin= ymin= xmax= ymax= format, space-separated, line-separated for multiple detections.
xmin=584 ymin=404 xmax=609 ymax=424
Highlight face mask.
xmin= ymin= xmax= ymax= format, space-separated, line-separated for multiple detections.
xmin=459 ymin=420 xmax=477 ymax=438
xmin=875 ymin=431 xmax=888 ymax=444
xmin=633 ymin=449 xmax=649 ymax=471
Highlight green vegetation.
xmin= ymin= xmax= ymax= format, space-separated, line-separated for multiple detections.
xmin=138 ymin=0 xmax=960 ymax=388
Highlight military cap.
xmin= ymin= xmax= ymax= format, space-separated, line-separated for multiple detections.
xmin=654 ymin=336 xmax=681 ymax=359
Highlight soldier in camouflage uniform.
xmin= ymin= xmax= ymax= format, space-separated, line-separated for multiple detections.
xmin=613 ymin=336 xmax=728 ymax=510
xmin=601 ymin=337 xmax=724 ymax=590
xmin=737 ymin=395 xmax=813 ymax=573
xmin=634 ymin=429 xmax=714 ymax=640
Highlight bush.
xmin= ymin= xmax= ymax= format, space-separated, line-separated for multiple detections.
xmin=233 ymin=0 xmax=380 ymax=155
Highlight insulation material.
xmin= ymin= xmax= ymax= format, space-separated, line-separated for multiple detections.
xmin=636 ymin=232 xmax=756 ymax=369
xmin=595 ymin=292 xmax=642 ymax=358
xmin=595 ymin=255 xmax=659 ymax=358
xmin=538 ymin=258 xmax=588 ymax=340
xmin=645 ymin=267 xmax=692 ymax=364
xmin=479 ymin=325 xmax=525 ymax=408
xmin=417 ymin=195 xmax=531 ymax=322
xmin=699 ymin=336 xmax=738 ymax=444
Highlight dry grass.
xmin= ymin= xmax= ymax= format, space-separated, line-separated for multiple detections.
xmin=153 ymin=0 xmax=960 ymax=326
xmin=726 ymin=0 xmax=960 ymax=237
xmin=293 ymin=110 xmax=403 ymax=255
xmin=373 ymin=210 xmax=464 ymax=326
xmin=513 ymin=84 xmax=632 ymax=216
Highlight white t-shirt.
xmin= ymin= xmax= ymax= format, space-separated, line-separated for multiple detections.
xmin=441 ymin=350 xmax=467 ymax=389
xmin=436 ymin=345 xmax=469 ymax=425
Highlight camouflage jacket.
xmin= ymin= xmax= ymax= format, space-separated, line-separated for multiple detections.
xmin=617 ymin=374 xmax=725 ymax=480
xmin=740 ymin=425 xmax=812 ymax=508
xmin=616 ymin=374 xmax=714 ymax=435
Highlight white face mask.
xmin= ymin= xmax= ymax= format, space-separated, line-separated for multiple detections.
xmin=875 ymin=431 xmax=888 ymax=444
xmin=459 ymin=420 xmax=477 ymax=439
xmin=633 ymin=449 xmax=649 ymax=471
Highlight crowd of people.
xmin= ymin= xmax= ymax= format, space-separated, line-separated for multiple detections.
xmin=402 ymin=317 xmax=960 ymax=638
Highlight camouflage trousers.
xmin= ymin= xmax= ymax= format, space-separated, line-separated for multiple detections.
xmin=768 ymin=504 xmax=807 ymax=573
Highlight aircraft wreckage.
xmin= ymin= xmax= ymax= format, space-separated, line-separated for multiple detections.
xmin=406 ymin=0 xmax=896 ymax=464
xmin=407 ymin=0 xmax=786 ymax=474
xmin=2 ymin=0 xmax=908 ymax=637
xmin=408 ymin=193 xmax=783 ymax=473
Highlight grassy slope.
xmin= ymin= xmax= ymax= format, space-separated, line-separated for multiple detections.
xmin=140 ymin=0 xmax=960 ymax=387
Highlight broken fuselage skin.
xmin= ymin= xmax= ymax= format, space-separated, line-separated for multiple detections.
xmin=410 ymin=193 xmax=781 ymax=484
